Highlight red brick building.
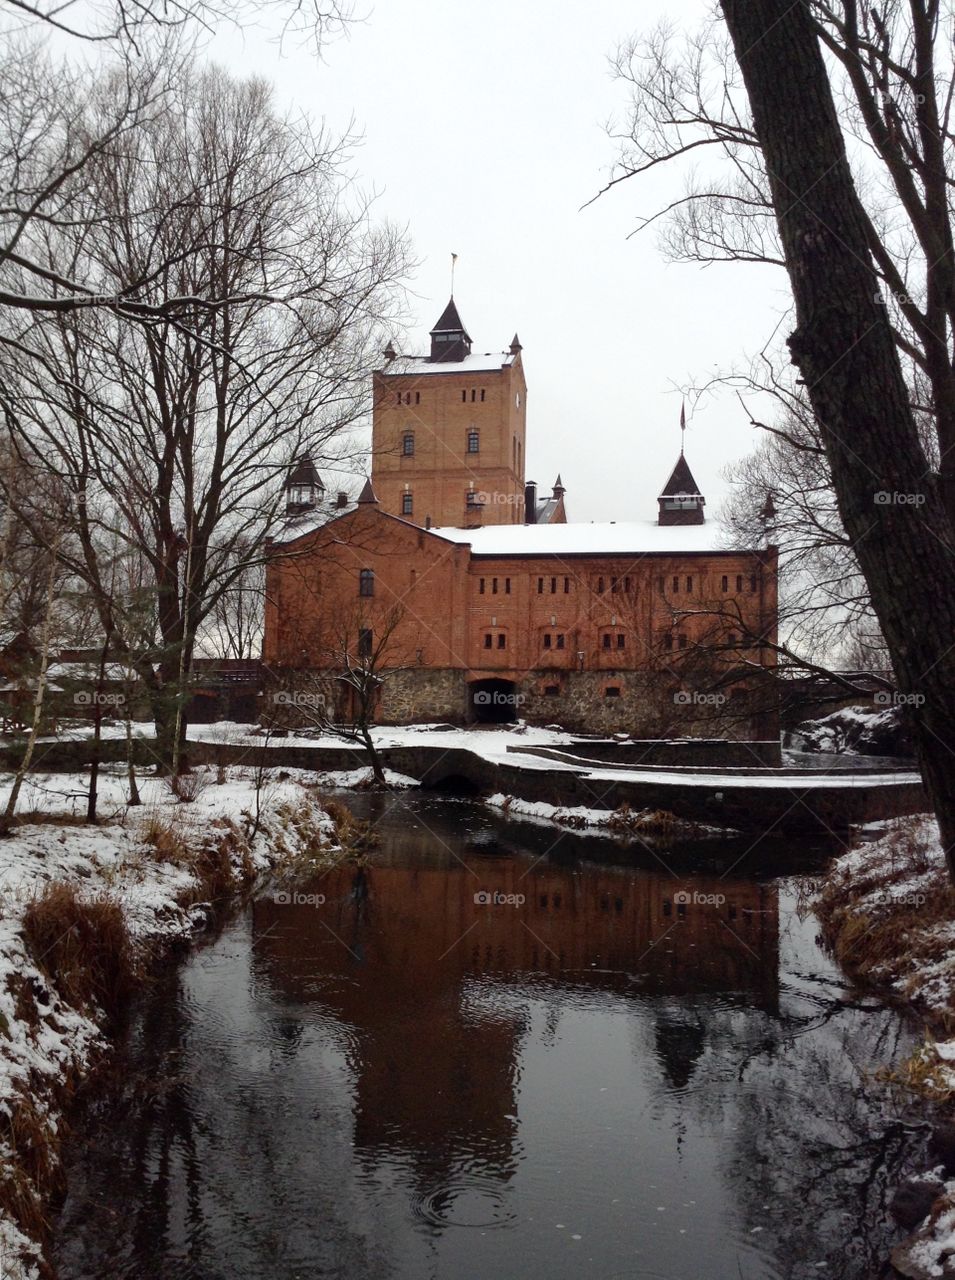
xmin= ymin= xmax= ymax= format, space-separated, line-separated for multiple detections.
xmin=263 ymin=299 xmax=779 ymax=737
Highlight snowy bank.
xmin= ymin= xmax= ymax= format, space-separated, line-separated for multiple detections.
xmin=486 ymin=793 xmax=734 ymax=841
xmin=0 ymin=767 xmax=350 ymax=1279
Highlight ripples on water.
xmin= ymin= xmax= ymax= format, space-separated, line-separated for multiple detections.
xmin=53 ymin=794 xmax=920 ymax=1280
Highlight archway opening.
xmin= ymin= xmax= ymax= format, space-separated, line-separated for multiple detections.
xmin=470 ymin=678 xmax=519 ymax=724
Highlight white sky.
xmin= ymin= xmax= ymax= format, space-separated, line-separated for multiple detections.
xmin=211 ymin=0 xmax=792 ymax=522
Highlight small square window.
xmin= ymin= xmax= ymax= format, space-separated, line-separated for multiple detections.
xmin=604 ymin=686 xmax=621 ymax=698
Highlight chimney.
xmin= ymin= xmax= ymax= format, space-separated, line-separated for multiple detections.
xmin=524 ymin=480 xmax=537 ymax=524
xmin=425 ymin=515 xmax=432 ymax=529
xmin=336 ymin=491 xmax=348 ymax=509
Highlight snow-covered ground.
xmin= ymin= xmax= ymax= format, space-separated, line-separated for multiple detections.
xmin=0 ymin=766 xmax=344 ymax=1279
xmin=817 ymin=815 xmax=955 ymax=1278
xmin=485 ymin=793 xmax=733 ymax=839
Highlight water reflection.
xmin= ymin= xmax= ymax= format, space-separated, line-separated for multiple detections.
xmin=53 ymin=796 xmax=917 ymax=1280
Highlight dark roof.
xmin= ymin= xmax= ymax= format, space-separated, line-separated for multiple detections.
xmin=430 ymin=297 xmax=471 ymax=339
xmin=286 ymin=456 xmax=323 ymax=488
xmin=357 ymin=477 xmax=378 ymax=504
xmin=659 ymin=454 xmax=704 ymax=498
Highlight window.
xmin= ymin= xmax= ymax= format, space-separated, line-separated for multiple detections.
xmin=466 ymin=490 xmax=483 ymax=507
xmin=543 ymin=634 xmax=552 ymax=649
xmin=604 ymin=686 xmax=621 ymax=698
xmin=505 ymin=578 xmax=511 ymax=594
xmin=721 ymin=575 xmax=729 ymax=592
xmin=678 ymin=634 xmax=688 ymax=650
xmin=396 ymin=391 xmax=401 ymax=405
xmin=611 ymin=576 xmax=619 ymax=593
xmin=467 ymin=429 xmax=480 ymax=454
xmin=401 ymin=492 xmax=413 ymax=515
xmin=471 ymin=389 xmax=476 ymax=402
xmin=597 ymin=576 xmax=605 ymax=593
xmin=359 ymin=569 xmax=374 ymax=597
xmin=624 ymin=576 xmax=632 ymax=593
xmin=480 ymin=389 xmax=486 ymax=402
xmin=483 ymin=633 xmax=492 ymax=649
xmin=402 ymin=432 xmax=414 ymax=456
xmin=497 ymin=634 xmax=506 ymax=649
xmin=686 ymin=575 xmax=693 ymax=593
xmin=556 ymin=634 xmax=565 ymax=650
xmin=665 ymin=634 xmax=675 ymax=652
xmin=550 ymin=577 xmax=557 ymax=593
xmin=616 ymin=634 xmax=626 ymax=649
xmin=492 ymin=578 xmax=498 ymax=594
xmin=736 ymin=574 xmax=743 ymax=592
xmin=750 ymin=574 xmax=757 ymax=593
xmin=564 ymin=577 xmax=570 ymax=594
xmin=461 ymin=390 xmax=467 ymax=402
xmin=672 ymin=575 xmax=679 ymax=592
xmin=544 ymin=684 xmax=560 ymax=696
xmin=358 ymin=628 xmax=372 ymax=659
xmin=537 ymin=577 xmax=544 ymax=594
xmin=602 ymin=633 xmax=612 ymax=649
xmin=404 ymin=392 xmax=411 ymax=405
xmin=415 ymin=391 xmax=420 ymax=405
xmin=479 ymin=578 xmax=485 ymax=595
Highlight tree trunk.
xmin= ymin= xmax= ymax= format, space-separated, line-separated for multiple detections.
xmin=720 ymin=0 xmax=955 ymax=877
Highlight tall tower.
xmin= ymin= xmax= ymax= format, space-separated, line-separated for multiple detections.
xmin=371 ymin=298 xmax=528 ymax=529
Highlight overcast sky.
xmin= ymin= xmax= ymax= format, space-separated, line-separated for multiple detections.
xmin=212 ymin=0 xmax=791 ymax=523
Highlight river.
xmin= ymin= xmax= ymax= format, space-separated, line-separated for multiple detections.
xmin=53 ymin=791 xmax=920 ymax=1279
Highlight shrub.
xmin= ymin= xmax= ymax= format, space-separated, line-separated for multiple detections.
xmin=21 ymin=882 xmax=136 ymax=1020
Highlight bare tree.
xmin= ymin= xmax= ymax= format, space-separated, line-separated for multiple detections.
xmin=271 ymin=602 xmax=409 ymax=786
xmin=700 ymin=0 xmax=955 ymax=876
xmin=0 ymin=60 xmax=408 ymax=770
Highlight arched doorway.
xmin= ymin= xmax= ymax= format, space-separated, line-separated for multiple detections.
xmin=470 ymin=678 xmax=519 ymax=724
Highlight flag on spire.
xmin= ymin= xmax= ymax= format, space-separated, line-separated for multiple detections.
xmin=680 ymin=400 xmax=686 ymax=453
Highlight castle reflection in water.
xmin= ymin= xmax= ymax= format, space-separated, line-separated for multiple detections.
xmin=250 ymin=822 xmax=779 ymax=1191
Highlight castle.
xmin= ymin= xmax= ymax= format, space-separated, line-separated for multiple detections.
xmin=262 ymin=298 xmax=779 ymax=737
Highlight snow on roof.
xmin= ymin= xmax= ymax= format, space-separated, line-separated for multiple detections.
xmin=269 ymin=499 xmax=357 ymax=545
xmin=379 ymin=351 xmax=516 ymax=377
xmin=428 ymin=520 xmax=743 ymax=556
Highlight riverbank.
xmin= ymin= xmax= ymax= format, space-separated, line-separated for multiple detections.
xmin=815 ymin=815 xmax=955 ymax=1278
xmin=0 ymin=766 xmax=356 ymax=1280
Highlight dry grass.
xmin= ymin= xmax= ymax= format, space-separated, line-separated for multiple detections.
xmin=164 ymin=769 xmax=209 ymax=803
xmin=21 ymin=882 xmax=138 ymax=1021
xmin=816 ymin=816 xmax=955 ymax=1037
xmin=315 ymin=797 xmax=379 ymax=854
xmin=139 ymin=808 xmax=190 ymax=864
xmin=877 ymin=1037 xmax=955 ymax=1103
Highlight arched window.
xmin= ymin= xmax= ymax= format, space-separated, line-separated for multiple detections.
xmin=359 ymin=569 xmax=374 ymax=597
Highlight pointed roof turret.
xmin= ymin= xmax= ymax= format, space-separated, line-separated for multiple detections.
xmin=357 ymin=477 xmax=378 ymax=505
xmin=657 ymin=454 xmax=705 ymax=526
xmin=284 ymin=456 xmax=324 ymax=516
xmin=552 ymin=473 xmax=565 ymax=496
xmin=510 ymin=333 xmax=522 ymax=354
xmin=429 ymin=296 xmax=472 ymax=363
